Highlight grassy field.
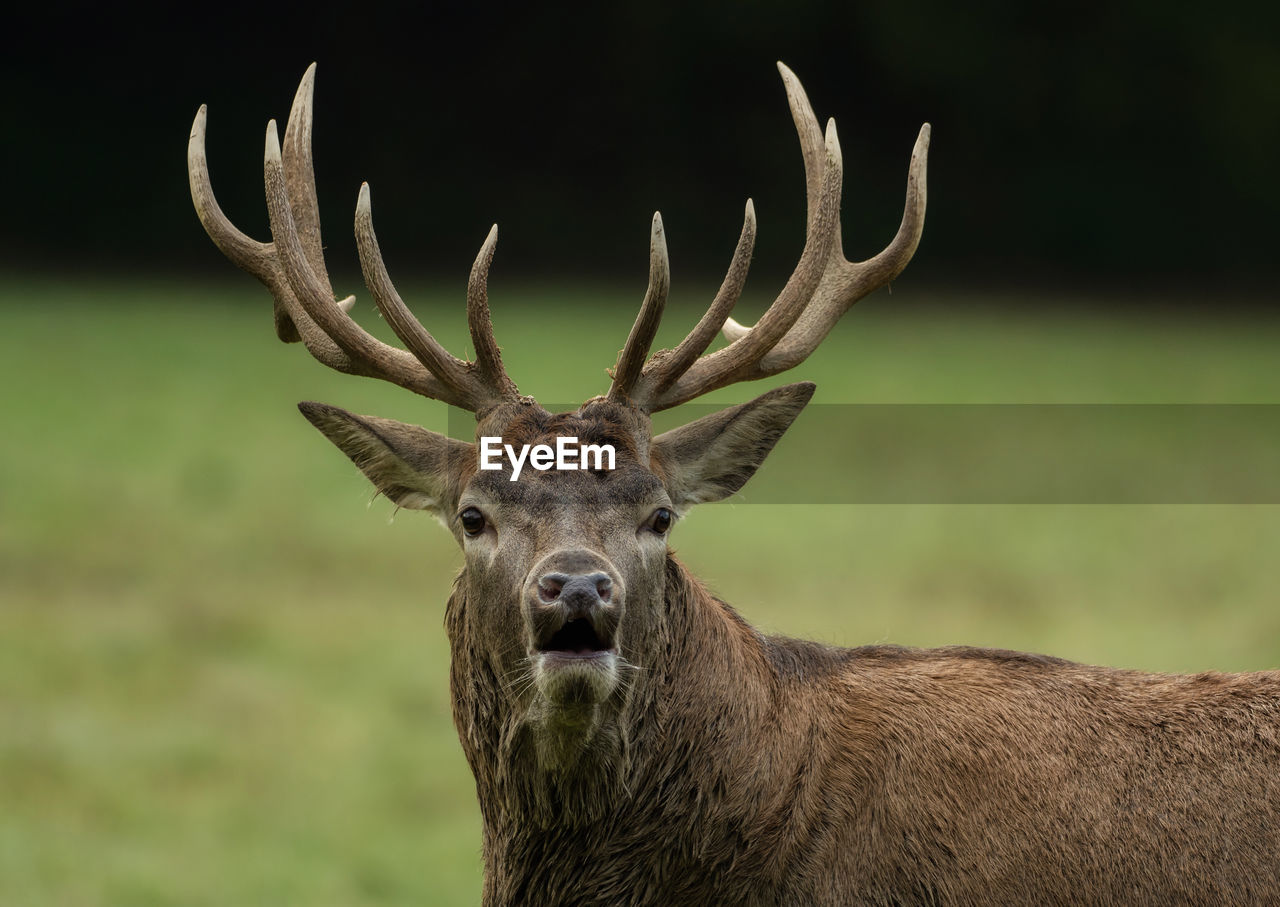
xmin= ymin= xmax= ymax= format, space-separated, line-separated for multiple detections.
xmin=2 ymin=274 xmax=1278 ymax=904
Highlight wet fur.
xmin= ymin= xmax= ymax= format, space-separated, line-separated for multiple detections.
xmin=448 ymin=557 xmax=1280 ymax=906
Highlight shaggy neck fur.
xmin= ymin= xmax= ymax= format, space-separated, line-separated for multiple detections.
xmin=446 ymin=556 xmax=806 ymax=906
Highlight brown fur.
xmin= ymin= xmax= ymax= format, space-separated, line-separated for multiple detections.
xmin=444 ymin=556 xmax=1280 ymax=906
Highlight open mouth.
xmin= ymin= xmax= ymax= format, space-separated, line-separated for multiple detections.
xmin=537 ymin=618 xmax=616 ymax=659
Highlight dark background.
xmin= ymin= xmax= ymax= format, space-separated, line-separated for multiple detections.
xmin=5 ymin=1 xmax=1277 ymax=300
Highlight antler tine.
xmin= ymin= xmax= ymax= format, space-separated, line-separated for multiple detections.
xmin=608 ymin=213 xmax=671 ymax=403
xmin=189 ymin=104 xmax=306 ymax=343
xmin=467 ymin=225 xmax=519 ymax=400
xmin=354 ymin=184 xmax=490 ymax=406
xmin=643 ymin=118 xmax=843 ymax=411
xmin=281 ymin=63 xmax=333 ymax=301
xmin=189 ymin=106 xmax=273 ymax=279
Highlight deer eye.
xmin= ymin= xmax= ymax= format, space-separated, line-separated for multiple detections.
xmin=647 ymin=508 xmax=673 ymax=535
xmin=459 ymin=507 xmax=487 ymax=536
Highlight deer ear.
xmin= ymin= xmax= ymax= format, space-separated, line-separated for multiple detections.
xmin=298 ymin=401 xmax=473 ymax=516
xmin=650 ymin=382 xmax=815 ymax=509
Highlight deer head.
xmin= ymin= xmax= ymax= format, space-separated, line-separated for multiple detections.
xmin=188 ymin=62 xmax=926 ymax=780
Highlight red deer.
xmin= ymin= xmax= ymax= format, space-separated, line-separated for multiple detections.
xmin=189 ymin=63 xmax=1280 ymax=906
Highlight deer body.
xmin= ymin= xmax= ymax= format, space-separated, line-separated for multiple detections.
xmin=190 ymin=64 xmax=1280 ymax=905
xmin=447 ymin=480 xmax=1280 ymax=907
xmin=452 ymin=557 xmax=1280 ymax=906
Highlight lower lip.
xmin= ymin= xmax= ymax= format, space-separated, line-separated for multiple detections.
xmin=536 ymin=649 xmax=618 ymax=664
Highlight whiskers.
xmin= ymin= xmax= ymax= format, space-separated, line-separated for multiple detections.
xmin=610 ymin=653 xmax=647 ymax=706
xmin=496 ymin=635 xmax=649 ymax=709
xmin=500 ymin=652 xmax=541 ymax=701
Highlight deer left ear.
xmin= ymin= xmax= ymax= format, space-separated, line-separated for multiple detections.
xmin=298 ymin=401 xmax=473 ymax=517
xmin=651 ymin=382 xmax=815 ymax=510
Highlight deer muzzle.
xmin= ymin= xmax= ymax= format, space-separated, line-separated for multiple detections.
xmin=524 ymin=550 xmax=624 ymax=669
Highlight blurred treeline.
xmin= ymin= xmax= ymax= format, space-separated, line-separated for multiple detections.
xmin=4 ymin=0 xmax=1277 ymax=298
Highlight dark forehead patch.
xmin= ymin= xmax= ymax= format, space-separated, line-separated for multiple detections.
xmin=470 ymin=463 xmax=664 ymax=511
xmin=467 ymin=407 xmax=663 ymax=508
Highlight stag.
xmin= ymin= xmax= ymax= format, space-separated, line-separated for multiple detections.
xmin=190 ymin=64 xmax=1280 ymax=906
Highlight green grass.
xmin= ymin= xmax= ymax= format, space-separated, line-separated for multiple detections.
xmin=2 ymin=274 xmax=1278 ymax=904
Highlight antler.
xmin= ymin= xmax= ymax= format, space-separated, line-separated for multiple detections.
xmin=611 ymin=62 xmax=930 ymax=412
xmin=188 ymin=63 xmax=519 ymax=415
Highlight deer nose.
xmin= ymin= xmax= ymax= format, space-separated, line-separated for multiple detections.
xmin=537 ymin=572 xmax=613 ymax=613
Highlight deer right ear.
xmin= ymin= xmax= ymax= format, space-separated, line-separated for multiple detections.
xmin=650 ymin=382 xmax=815 ymax=510
xmin=298 ymin=401 xmax=473 ymax=517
